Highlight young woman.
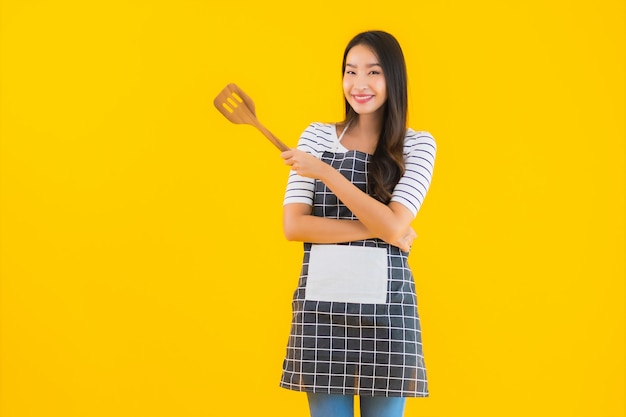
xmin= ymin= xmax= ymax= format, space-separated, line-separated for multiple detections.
xmin=279 ymin=30 xmax=437 ymax=417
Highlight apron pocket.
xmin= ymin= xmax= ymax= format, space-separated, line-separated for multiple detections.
xmin=305 ymin=244 xmax=388 ymax=304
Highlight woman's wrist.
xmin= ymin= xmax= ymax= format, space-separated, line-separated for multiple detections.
xmin=319 ymin=162 xmax=339 ymax=185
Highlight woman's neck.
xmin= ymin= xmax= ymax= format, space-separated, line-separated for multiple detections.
xmin=341 ymin=114 xmax=383 ymax=154
xmin=352 ymin=114 xmax=383 ymax=144
xmin=354 ymin=114 xmax=382 ymax=138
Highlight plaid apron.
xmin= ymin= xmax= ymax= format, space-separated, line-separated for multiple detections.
xmin=280 ymin=149 xmax=428 ymax=397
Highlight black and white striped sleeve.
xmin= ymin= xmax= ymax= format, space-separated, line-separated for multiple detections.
xmin=390 ymin=130 xmax=437 ymax=217
xmin=283 ymin=123 xmax=324 ymax=206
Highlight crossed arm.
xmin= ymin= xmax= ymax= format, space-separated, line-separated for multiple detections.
xmin=281 ymin=149 xmax=417 ymax=252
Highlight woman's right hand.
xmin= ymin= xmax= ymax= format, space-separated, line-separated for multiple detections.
xmin=386 ymin=226 xmax=417 ymax=252
xmin=281 ymin=148 xmax=332 ymax=181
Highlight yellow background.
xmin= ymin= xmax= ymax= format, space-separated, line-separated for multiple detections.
xmin=1 ymin=0 xmax=624 ymax=416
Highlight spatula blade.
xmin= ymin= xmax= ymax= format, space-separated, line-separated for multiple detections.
xmin=213 ymin=83 xmax=257 ymax=124
xmin=213 ymin=83 xmax=290 ymax=152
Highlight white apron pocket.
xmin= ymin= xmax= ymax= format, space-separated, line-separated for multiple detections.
xmin=305 ymin=244 xmax=388 ymax=304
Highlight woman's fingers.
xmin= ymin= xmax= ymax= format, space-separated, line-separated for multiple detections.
xmin=282 ymin=149 xmax=306 ymax=171
xmin=394 ymin=227 xmax=417 ymax=252
xmin=281 ymin=150 xmax=300 ymax=168
xmin=281 ymin=155 xmax=294 ymax=167
xmin=282 ymin=150 xmax=329 ymax=180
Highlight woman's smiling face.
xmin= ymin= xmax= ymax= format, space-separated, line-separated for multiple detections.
xmin=343 ymin=44 xmax=387 ymax=117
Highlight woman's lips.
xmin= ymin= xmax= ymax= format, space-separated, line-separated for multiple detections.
xmin=352 ymin=95 xmax=374 ymax=104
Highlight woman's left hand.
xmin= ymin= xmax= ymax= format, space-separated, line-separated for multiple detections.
xmin=281 ymin=149 xmax=329 ymax=179
xmin=387 ymin=226 xmax=417 ymax=252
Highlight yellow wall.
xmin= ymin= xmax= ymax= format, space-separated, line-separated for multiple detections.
xmin=1 ymin=1 xmax=623 ymax=416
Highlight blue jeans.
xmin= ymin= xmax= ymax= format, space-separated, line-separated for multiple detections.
xmin=307 ymin=393 xmax=406 ymax=417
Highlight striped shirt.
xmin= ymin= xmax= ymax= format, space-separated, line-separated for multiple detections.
xmin=283 ymin=122 xmax=437 ymax=217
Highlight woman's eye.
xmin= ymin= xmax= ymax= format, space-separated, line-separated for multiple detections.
xmin=370 ymin=71 xmax=381 ymax=75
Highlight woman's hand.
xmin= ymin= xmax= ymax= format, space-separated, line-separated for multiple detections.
xmin=281 ymin=149 xmax=330 ymax=180
xmin=386 ymin=226 xmax=417 ymax=252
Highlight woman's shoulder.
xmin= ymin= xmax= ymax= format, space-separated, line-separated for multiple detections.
xmin=302 ymin=122 xmax=335 ymax=135
xmin=297 ymin=122 xmax=337 ymax=155
xmin=405 ymin=128 xmax=437 ymax=151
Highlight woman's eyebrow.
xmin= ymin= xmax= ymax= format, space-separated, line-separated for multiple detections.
xmin=345 ymin=62 xmax=382 ymax=68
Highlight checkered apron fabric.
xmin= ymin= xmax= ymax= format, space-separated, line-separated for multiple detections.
xmin=280 ymin=150 xmax=428 ymax=397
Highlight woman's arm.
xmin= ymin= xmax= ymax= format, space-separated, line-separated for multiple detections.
xmin=283 ymin=203 xmax=417 ymax=251
xmin=282 ymin=150 xmax=415 ymax=245
xmin=283 ymin=203 xmax=373 ymax=243
xmin=281 ymin=124 xmax=383 ymax=245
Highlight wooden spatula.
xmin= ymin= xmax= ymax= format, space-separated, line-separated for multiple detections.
xmin=213 ymin=83 xmax=289 ymax=152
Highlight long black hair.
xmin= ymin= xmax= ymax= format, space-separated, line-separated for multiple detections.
xmin=341 ymin=30 xmax=408 ymax=203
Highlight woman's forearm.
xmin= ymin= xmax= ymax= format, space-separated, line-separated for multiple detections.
xmin=283 ymin=213 xmax=374 ymax=243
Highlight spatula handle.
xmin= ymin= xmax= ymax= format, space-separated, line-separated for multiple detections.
xmin=254 ymin=122 xmax=290 ymax=152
